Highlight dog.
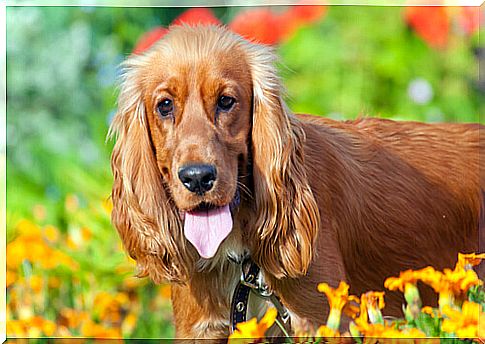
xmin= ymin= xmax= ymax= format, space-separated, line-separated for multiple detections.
xmin=109 ymin=25 xmax=484 ymax=338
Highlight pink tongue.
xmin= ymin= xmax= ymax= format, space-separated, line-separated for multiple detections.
xmin=183 ymin=205 xmax=233 ymax=259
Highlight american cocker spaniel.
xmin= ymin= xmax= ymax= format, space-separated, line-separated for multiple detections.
xmin=109 ymin=25 xmax=484 ymax=339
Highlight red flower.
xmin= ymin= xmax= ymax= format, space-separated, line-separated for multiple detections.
xmin=405 ymin=6 xmax=450 ymax=49
xmin=279 ymin=4 xmax=327 ymax=39
xmin=172 ymin=8 xmax=221 ymax=26
xmin=132 ymin=26 xmax=169 ymax=55
xmin=229 ymin=8 xmax=283 ymax=45
xmin=459 ymin=7 xmax=479 ymax=36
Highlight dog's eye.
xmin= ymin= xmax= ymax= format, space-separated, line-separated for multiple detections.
xmin=157 ymin=99 xmax=173 ymax=118
xmin=217 ymin=96 xmax=235 ymax=111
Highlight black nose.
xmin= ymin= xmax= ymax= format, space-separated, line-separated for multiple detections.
xmin=178 ymin=164 xmax=217 ymax=195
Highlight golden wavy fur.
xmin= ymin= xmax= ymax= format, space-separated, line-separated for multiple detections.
xmin=109 ymin=25 xmax=484 ymax=338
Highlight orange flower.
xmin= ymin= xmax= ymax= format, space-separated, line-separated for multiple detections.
xmin=318 ymin=281 xmax=359 ymax=330
xmin=421 ymin=306 xmax=440 ymax=318
xmin=172 ymin=8 xmax=221 ymax=27
xmin=229 ymin=307 xmax=277 ymax=342
xmin=384 ymin=269 xmax=421 ymax=292
xmin=229 ymin=8 xmax=283 ymax=45
xmin=159 ymin=284 xmax=172 ymax=299
xmin=81 ymin=319 xmax=121 ymax=338
xmin=121 ymin=312 xmax=137 ymax=336
xmin=6 ymin=270 xmax=16 ymax=288
xmin=133 ymin=26 xmax=169 ymax=55
xmin=279 ymin=2 xmax=327 ymax=39
xmin=43 ymin=225 xmax=59 ymax=243
xmin=404 ymin=6 xmax=450 ymax=49
xmin=456 ymin=252 xmax=485 ymax=271
xmin=59 ymin=308 xmax=89 ymax=329
xmin=317 ymin=324 xmax=339 ymax=338
xmin=458 ymin=7 xmax=480 ymax=36
xmin=442 ymin=301 xmax=481 ymax=338
xmin=29 ymin=275 xmax=43 ymax=293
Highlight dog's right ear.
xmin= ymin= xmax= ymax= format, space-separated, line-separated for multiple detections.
xmin=108 ymin=55 xmax=191 ymax=283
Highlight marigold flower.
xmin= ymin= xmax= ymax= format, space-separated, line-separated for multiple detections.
xmin=384 ymin=269 xmax=421 ymax=292
xmin=122 ymin=312 xmax=138 ymax=336
xmin=29 ymin=275 xmax=43 ymax=294
xmin=316 ymin=324 xmax=339 ymax=338
xmin=59 ymin=308 xmax=89 ymax=329
xmin=456 ymin=253 xmax=485 ymax=271
xmin=416 ymin=262 xmax=482 ymax=312
xmin=6 ymin=270 xmax=16 ymax=288
xmin=229 ymin=307 xmax=277 ymax=341
xmin=159 ymin=284 xmax=172 ymax=299
xmin=442 ymin=301 xmax=481 ymax=338
xmin=43 ymin=225 xmax=59 ymax=243
xmin=318 ymin=281 xmax=359 ymax=330
xmin=81 ymin=318 xmax=121 ymax=338
xmin=421 ymin=306 xmax=440 ymax=318
xmin=362 ymin=291 xmax=385 ymax=324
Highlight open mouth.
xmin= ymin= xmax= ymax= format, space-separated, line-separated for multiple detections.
xmin=183 ymin=190 xmax=241 ymax=259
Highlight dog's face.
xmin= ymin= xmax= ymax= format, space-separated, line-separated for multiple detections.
xmin=142 ymin=42 xmax=252 ymax=212
xmin=110 ymin=25 xmax=319 ymax=282
xmin=138 ymin=29 xmax=253 ymax=259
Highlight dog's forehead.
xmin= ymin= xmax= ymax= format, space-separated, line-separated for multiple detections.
xmin=143 ymin=43 xmax=250 ymax=95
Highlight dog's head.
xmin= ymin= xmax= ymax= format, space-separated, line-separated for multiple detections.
xmin=109 ymin=25 xmax=319 ymax=283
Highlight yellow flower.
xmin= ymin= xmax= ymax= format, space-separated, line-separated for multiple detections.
xmin=122 ymin=312 xmax=138 ymax=336
xmin=7 ymin=320 xmax=27 ymax=337
xmin=17 ymin=219 xmax=42 ymax=240
xmin=29 ymin=275 xmax=43 ymax=293
xmin=442 ymin=301 xmax=481 ymax=338
xmin=318 ymin=281 xmax=359 ymax=330
xmin=6 ymin=270 xmax=16 ymax=288
xmin=59 ymin=307 xmax=89 ymax=329
xmin=317 ymin=325 xmax=340 ymax=337
xmin=384 ymin=270 xmax=422 ymax=292
xmin=81 ymin=227 xmax=92 ymax=241
xmin=421 ymin=306 xmax=440 ymax=318
xmin=417 ymin=265 xmax=481 ymax=310
xmin=43 ymin=225 xmax=60 ymax=243
xmin=159 ymin=284 xmax=172 ymax=299
xmin=318 ymin=281 xmax=352 ymax=310
xmin=362 ymin=291 xmax=385 ymax=324
xmin=456 ymin=253 xmax=485 ymax=271
xmin=81 ymin=318 xmax=121 ymax=338
xmin=102 ymin=198 xmax=114 ymax=215
xmin=229 ymin=307 xmax=277 ymax=342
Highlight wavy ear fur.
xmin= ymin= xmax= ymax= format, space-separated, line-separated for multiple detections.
xmin=108 ymin=55 xmax=191 ymax=283
xmin=244 ymin=44 xmax=320 ymax=279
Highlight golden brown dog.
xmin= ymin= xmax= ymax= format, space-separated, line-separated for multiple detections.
xmin=109 ymin=25 xmax=484 ymax=338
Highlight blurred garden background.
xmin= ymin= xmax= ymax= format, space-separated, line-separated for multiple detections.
xmin=6 ymin=4 xmax=485 ymax=338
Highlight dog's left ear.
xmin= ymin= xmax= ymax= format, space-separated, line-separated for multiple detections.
xmin=244 ymin=43 xmax=320 ymax=279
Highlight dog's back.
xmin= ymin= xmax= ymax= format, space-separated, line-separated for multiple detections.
xmin=298 ymin=115 xmax=483 ymax=315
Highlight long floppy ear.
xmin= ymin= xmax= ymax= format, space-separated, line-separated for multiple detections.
xmin=108 ymin=55 xmax=191 ymax=283
xmin=244 ymin=44 xmax=320 ymax=279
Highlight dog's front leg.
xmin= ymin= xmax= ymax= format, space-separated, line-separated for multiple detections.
xmin=171 ymin=283 xmax=230 ymax=341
